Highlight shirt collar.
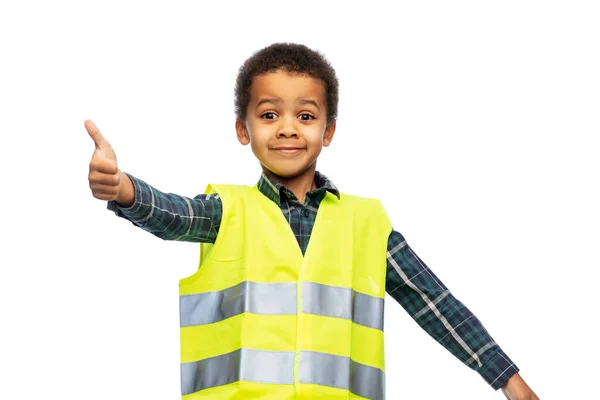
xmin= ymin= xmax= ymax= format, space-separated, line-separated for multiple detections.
xmin=257 ymin=170 xmax=340 ymax=206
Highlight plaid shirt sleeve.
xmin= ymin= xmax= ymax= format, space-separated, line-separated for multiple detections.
xmin=106 ymin=172 xmax=221 ymax=243
xmin=386 ymin=229 xmax=519 ymax=390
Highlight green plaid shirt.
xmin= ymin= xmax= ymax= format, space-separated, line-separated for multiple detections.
xmin=108 ymin=170 xmax=518 ymax=390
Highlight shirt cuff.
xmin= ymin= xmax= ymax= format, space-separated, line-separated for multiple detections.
xmin=106 ymin=172 xmax=145 ymax=218
xmin=478 ymin=349 xmax=520 ymax=390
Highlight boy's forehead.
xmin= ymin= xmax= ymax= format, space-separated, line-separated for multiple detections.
xmin=249 ymin=71 xmax=325 ymax=104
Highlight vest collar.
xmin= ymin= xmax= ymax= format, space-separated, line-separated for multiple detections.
xmin=257 ymin=170 xmax=341 ymax=206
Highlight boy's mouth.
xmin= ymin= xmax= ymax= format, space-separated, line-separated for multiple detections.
xmin=271 ymin=147 xmax=305 ymax=155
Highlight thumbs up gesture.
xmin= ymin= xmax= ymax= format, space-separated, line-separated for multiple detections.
xmin=85 ymin=120 xmax=132 ymax=205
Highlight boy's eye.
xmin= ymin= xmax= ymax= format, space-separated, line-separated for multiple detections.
xmin=261 ymin=112 xmax=277 ymax=119
xmin=299 ymin=113 xmax=314 ymax=121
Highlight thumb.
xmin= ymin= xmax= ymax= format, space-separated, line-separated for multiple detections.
xmin=85 ymin=119 xmax=110 ymax=149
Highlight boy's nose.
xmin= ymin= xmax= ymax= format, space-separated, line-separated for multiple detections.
xmin=276 ymin=115 xmax=299 ymax=138
xmin=277 ymin=129 xmax=299 ymax=138
xmin=277 ymin=121 xmax=299 ymax=137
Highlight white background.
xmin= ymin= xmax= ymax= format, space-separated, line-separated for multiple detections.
xmin=1 ymin=1 xmax=598 ymax=398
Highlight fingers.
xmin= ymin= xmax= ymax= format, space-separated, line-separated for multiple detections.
xmin=89 ymin=182 xmax=119 ymax=195
xmin=88 ymin=169 xmax=121 ymax=186
xmin=88 ymin=168 xmax=122 ymax=201
xmin=85 ymin=119 xmax=121 ymax=201
xmin=85 ymin=119 xmax=110 ymax=149
xmin=90 ymin=188 xmax=120 ymax=201
xmin=89 ymin=153 xmax=118 ymax=174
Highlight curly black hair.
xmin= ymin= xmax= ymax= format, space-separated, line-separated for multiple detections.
xmin=234 ymin=42 xmax=339 ymax=124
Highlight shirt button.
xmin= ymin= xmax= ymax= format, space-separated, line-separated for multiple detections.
xmin=302 ymin=209 xmax=310 ymax=218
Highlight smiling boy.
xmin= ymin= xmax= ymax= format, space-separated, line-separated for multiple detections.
xmin=235 ymin=69 xmax=335 ymax=202
xmin=86 ymin=42 xmax=538 ymax=399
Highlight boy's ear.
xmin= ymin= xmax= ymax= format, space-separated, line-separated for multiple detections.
xmin=322 ymin=120 xmax=336 ymax=147
xmin=235 ymin=118 xmax=250 ymax=145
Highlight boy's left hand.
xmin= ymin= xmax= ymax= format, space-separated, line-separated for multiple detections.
xmin=501 ymin=373 xmax=539 ymax=399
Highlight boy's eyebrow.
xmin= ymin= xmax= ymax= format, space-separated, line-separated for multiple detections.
xmin=256 ymin=97 xmax=321 ymax=110
xmin=256 ymin=98 xmax=282 ymax=108
xmin=298 ymin=99 xmax=320 ymax=110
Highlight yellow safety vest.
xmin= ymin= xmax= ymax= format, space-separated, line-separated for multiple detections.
xmin=179 ymin=184 xmax=392 ymax=399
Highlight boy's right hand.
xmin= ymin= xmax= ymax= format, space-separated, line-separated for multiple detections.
xmin=85 ymin=120 xmax=134 ymax=207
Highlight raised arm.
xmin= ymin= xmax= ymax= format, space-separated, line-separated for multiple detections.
xmin=85 ymin=120 xmax=221 ymax=243
xmin=385 ymin=229 xmax=537 ymax=397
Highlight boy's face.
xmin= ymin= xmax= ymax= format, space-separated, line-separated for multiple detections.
xmin=236 ymin=70 xmax=336 ymax=181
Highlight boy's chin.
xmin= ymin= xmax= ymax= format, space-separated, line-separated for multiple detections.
xmin=261 ymin=163 xmax=314 ymax=180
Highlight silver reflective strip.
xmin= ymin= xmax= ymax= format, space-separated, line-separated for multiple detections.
xmin=181 ymin=349 xmax=295 ymax=395
xmin=299 ymin=350 xmax=350 ymax=390
xmin=351 ymin=358 xmax=386 ymax=400
xmin=302 ymin=282 xmax=384 ymax=331
xmin=182 ymin=350 xmax=385 ymax=398
xmin=299 ymin=351 xmax=385 ymax=400
xmin=302 ymin=281 xmax=352 ymax=320
xmin=353 ymin=291 xmax=384 ymax=331
xmin=180 ymin=282 xmax=297 ymax=327
xmin=181 ymin=281 xmax=384 ymax=330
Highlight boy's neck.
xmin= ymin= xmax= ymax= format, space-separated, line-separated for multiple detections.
xmin=262 ymin=164 xmax=317 ymax=204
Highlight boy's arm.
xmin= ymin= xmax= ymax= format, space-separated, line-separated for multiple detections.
xmin=86 ymin=120 xmax=221 ymax=242
xmin=107 ymin=172 xmax=221 ymax=242
xmin=385 ymin=229 xmax=536 ymax=396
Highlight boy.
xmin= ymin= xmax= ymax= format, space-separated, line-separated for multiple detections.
xmin=86 ymin=43 xmax=538 ymax=399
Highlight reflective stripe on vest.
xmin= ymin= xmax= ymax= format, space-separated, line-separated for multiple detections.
xmin=179 ymin=184 xmax=392 ymax=399
xmin=181 ymin=349 xmax=384 ymax=400
xmin=180 ymin=281 xmax=384 ymax=331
